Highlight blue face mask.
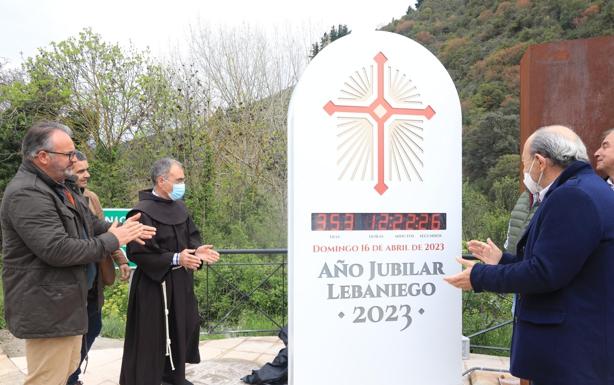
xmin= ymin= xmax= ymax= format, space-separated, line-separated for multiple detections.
xmin=169 ymin=183 xmax=185 ymax=201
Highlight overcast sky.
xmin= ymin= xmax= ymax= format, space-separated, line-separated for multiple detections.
xmin=0 ymin=0 xmax=412 ymax=67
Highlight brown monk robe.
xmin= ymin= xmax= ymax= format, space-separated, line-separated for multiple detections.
xmin=119 ymin=190 xmax=202 ymax=385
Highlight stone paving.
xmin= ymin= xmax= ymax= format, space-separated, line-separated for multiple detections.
xmin=0 ymin=336 xmax=284 ymax=385
xmin=0 ymin=335 xmax=516 ymax=385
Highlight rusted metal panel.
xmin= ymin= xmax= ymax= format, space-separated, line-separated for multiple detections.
xmin=520 ymin=35 xmax=614 ymax=173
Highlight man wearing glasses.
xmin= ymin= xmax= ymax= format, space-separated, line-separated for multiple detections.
xmin=0 ymin=121 xmax=156 ymax=385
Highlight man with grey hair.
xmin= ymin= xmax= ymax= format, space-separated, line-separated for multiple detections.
xmin=0 ymin=121 xmax=156 ymax=385
xmin=445 ymin=125 xmax=614 ymax=384
xmin=594 ymin=128 xmax=614 ymax=189
xmin=120 ymin=158 xmax=219 ymax=385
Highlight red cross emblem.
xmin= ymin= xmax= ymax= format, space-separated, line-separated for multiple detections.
xmin=324 ymin=52 xmax=436 ymax=195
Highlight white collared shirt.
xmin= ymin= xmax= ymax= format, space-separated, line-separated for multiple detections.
xmin=537 ymin=181 xmax=554 ymax=203
xmin=607 ymin=178 xmax=614 ymax=191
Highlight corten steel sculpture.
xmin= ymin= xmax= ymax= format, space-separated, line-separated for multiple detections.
xmin=520 ymin=35 xmax=614 ymax=174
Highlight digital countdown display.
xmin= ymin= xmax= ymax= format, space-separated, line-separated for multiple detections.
xmin=311 ymin=213 xmax=447 ymax=231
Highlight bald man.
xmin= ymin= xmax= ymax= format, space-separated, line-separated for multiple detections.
xmin=446 ymin=125 xmax=614 ymax=385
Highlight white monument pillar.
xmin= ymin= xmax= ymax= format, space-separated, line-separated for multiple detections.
xmin=288 ymin=31 xmax=462 ymax=385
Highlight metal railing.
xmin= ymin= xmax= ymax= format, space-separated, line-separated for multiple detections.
xmin=462 ymin=254 xmax=513 ymax=353
xmin=467 ymin=319 xmax=513 ymax=353
xmin=201 ymin=248 xmax=287 ymax=335
xmin=201 ymin=249 xmax=513 ymax=355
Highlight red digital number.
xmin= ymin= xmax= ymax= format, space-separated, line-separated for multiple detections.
xmin=405 ymin=213 xmax=417 ymax=230
xmin=377 ymin=213 xmax=390 ymax=230
xmin=329 ymin=213 xmax=340 ymax=230
xmin=391 ymin=213 xmax=403 ymax=230
xmin=315 ymin=213 xmax=327 ymax=230
xmin=431 ymin=214 xmax=441 ymax=230
xmin=417 ymin=213 xmax=429 ymax=229
xmin=343 ymin=213 xmax=354 ymax=230
xmin=370 ymin=214 xmax=377 ymax=230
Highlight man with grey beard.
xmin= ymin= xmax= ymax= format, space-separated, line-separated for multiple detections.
xmin=1 ymin=121 xmax=155 ymax=385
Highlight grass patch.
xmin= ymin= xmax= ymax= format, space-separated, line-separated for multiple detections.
xmin=199 ymin=309 xmax=284 ymax=340
xmin=237 ymin=309 xmax=284 ymax=332
xmin=101 ymin=314 xmax=126 ymax=339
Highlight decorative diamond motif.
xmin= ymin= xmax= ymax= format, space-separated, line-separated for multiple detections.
xmin=338 ymin=312 xmax=345 ymax=318
xmin=373 ymin=104 xmax=387 ymax=118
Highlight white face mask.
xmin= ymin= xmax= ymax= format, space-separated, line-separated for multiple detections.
xmin=523 ymin=158 xmax=543 ymax=195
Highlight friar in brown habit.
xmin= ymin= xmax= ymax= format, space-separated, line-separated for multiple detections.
xmin=119 ymin=158 xmax=219 ymax=385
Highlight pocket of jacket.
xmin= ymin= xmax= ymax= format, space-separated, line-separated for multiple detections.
xmin=517 ymin=306 xmax=566 ymax=325
xmin=20 ymin=283 xmax=83 ymax=334
xmin=60 ymin=210 xmax=79 ymax=237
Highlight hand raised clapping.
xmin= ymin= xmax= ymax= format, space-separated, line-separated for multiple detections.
xmin=466 ymin=238 xmax=502 ymax=265
xmin=178 ymin=249 xmax=201 ymax=270
xmin=195 ymin=245 xmax=220 ymax=265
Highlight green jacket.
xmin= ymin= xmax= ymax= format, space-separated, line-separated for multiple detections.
xmin=0 ymin=161 xmax=118 ymax=338
xmin=504 ymin=191 xmax=539 ymax=254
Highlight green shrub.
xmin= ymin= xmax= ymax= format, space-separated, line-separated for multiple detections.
xmin=100 ymin=281 xmax=130 ymax=338
xmin=102 ymin=281 xmax=130 ymax=323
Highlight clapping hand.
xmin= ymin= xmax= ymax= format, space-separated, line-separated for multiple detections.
xmin=179 ymin=249 xmax=201 ymax=270
xmin=195 ymin=245 xmax=220 ymax=265
xmin=466 ymin=238 xmax=502 ymax=265
xmin=443 ymin=257 xmax=477 ymax=291
xmin=124 ymin=212 xmax=156 ymax=245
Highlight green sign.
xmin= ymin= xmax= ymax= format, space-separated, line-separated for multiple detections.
xmin=103 ymin=208 xmax=130 ymax=224
xmin=102 ymin=208 xmax=134 ymax=267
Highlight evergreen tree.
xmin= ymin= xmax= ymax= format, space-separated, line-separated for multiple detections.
xmin=309 ymin=24 xmax=352 ymax=59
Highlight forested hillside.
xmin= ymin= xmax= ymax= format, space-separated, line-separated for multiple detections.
xmin=382 ymin=0 xmax=614 ymax=246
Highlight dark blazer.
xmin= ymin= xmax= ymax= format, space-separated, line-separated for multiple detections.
xmin=471 ymin=161 xmax=614 ymax=385
xmin=0 ymin=161 xmax=118 ymax=338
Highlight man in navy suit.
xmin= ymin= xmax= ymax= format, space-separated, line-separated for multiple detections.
xmin=446 ymin=125 xmax=614 ymax=385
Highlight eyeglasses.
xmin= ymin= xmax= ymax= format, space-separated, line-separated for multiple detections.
xmin=46 ymin=151 xmax=77 ymax=161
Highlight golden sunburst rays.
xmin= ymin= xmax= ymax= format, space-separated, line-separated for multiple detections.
xmin=336 ymin=117 xmax=374 ymax=181
xmin=330 ymin=58 xmax=430 ymax=186
xmin=389 ymin=119 xmax=424 ymax=182
xmin=386 ymin=64 xmax=426 ymax=182
xmin=339 ymin=66 xmax=373 ymax=102
xmin=387 ymin=66 xmax=422 ymax=105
